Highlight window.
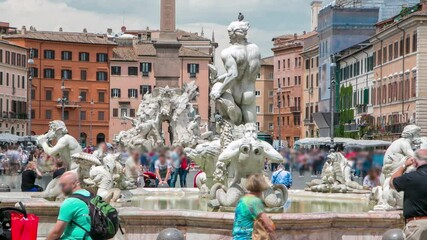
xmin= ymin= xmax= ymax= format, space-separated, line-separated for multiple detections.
xmin=394 ymin=42 xmax=398 ymax=59
xmin=80 ymin=91 xmax=87 ymax=102
xmin=256 ymin=106 xmax=260 ymax=113
xmin=0 ymin=72 xmax=2 ymax=85
xmin=45 ymin=90 xmax=52 ymax=101
xmin=111 ymin=66 xmax=121 ymax=75
xmin=277 ymin=60 xmax=280 ymax=69
xmin=128 ymin=89 xmax=138 ymax=98
xmin=96 ymin=71 xmax=108 ymax=81
xmin=5 ymin=51 xmax=10 ymax=64
xmin=44 ymin=50 xmax=55 ymax=59
xmin=80 ymin=111 xmax=86 ymax=120
xmin=61 ymin=69 xmax=72 ymax=79
xmin=79 ymin=52 xmax=90 ymax=61
xmin=406 ymin=35 xmax=411 ymax=54
xmin=31 ymin=109 xmax=35 ymax=119
xmin=61 ymin=51 xmax=72 ymax=60
xmin=64 ymin=110 xmax=69 ymax=120
xmin=96 ymin=53 xmax=108 ymax=62
xmin=255 ymin=91 xmax=261 ymax=96
xmin=268 ymin=91 xmax=274 ymax=97
xmin=31 ymin=89 xmax=35 ymax=100
xmin=388 ymin=44 xmax=393 ymax=61
xmin=21 ymin=76 xmax=25 ymax=89
xmin=140 ymin=85 xmax=152 ymax=95
xmin=98 ymin=111 xmax=105 ymax=120
xmin=80 ymin=70 xmax=87 ymax=80
xmin=140 ymin=62 xmax=152 ymax=76
xmin=111 ymin=88 xmax=121 ymax=98
xmin=129 ymin=109 xmax=136 ymax=117
xmin=256 ymin=122 xmax=260 ymax=131
xmin=45 ymin=110 xmax=52 ymax=119
xmin=187 ymin=63 xmax=199 ymax=78
xmin=268 ymin=104 xmax=273 ymax=113
xmin=44 ymin=68 xmax=55 ymax=79
xmin=32 ymin=49 xmax=39 ymax=58
xmin=0 ymin=50 xmax=2 ymax=63
xmin=128 ymin=67 xmax=138 ymax=76
xmin=383 ymin=47 xmax=387 ymax=63
xmin=269 ymin=123 xmax=273 ymax=130
xmin=377 ymin=49 xmax=382 ymax=65
xmin=413 ymin=31 xmax=418 ymax=52
xmin=400 ymin=38 xmax=404 ymax=57
xmin=113 ymin=108 xmax=118 ymax=117
xmin=32 ymin=68 xmax=39 ymax=78
xmin=98 ymin=91 xmax=105 ymax=103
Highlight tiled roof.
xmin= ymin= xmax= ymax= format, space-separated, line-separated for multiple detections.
xmin=125 ymin=29 xmax=211 ymax=41
xmin=111 ymin=47 xmax=138 ymax=61
xmin=261 ymin=56 xmax=274 ymax=66
xmin=133 ymin=43 xmax=210 ymax=58
xmin=3 ymin=31 xmax=116 ymax=45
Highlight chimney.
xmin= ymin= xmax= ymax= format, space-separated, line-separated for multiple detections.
xmin=83 ymin=28 xmax=87 ymax=33
xmin=107 ymin=28 xmax=112 ymax=35
xmin=21 ymin=26 xmax=26 ymax=35
xmin=121 ymin=26 xmax=126 ymax=33
xmin=59 ymin=27 xmax=63 ymax=32
xmin=311 ymin=1 xmax=322 ymax=31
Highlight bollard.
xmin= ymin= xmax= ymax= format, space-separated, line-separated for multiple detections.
xmin=157 ymin=228 xmax=185 ymax=240
xmin=382 ymin=228 xmax=404 ymax=240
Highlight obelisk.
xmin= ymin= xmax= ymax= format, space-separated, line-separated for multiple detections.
xmin=154 ymin=0 xmax=181 ymax=87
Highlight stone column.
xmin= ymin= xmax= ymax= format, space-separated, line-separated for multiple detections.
xmin=154 ymin=0 xmax=181 ymax=88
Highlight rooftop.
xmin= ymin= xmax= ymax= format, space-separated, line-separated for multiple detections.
xmin=261 ymin=56 xmax=274 ymax=66
xmin=3 ymin=30 xmax=117 ymax=45
xmin=112 ymin=43 xmax=211 ymax=60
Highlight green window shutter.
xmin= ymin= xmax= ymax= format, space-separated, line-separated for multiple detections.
xmin=364 ymin=88 xmax=369 ymax=105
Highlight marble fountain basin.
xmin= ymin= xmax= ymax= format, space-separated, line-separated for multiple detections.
xmin=0 ymin=189 xmax=403 ymax=240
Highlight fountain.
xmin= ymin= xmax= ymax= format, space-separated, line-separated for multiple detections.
xmin=0 ymin=14 xmax=407 ymax=240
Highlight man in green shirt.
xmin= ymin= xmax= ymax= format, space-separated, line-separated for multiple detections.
xmin=47 ymin=171 xmax=92 ymax=240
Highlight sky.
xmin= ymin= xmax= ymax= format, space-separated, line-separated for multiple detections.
xmin=0 ymin=0 xmax=316 ymax=62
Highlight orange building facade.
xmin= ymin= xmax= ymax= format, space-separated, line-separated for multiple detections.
xmin=272 ymin=32 xmax=314 ymax=148
xmin=5 ymin=30 xmax=116 ymax=146
xmin=255 ymin=57 xmax=274 ymax=135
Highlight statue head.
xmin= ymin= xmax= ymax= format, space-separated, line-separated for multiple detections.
xmin=401 ymin=124 xmax=421 ymax=139
xmin=227 ymin=21 xmax=249 ymax=44
xmin=48 ymin=120 xmax=68 ymax=139
xmin=244 ymin=123 xmax=258 ymax=139
xmin=194 ymin=115 xmax=201 ymax=123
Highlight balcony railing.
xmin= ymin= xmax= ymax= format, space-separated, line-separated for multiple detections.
xmin=344 ymin=123 xmax=358 ymax=132
xmin=1 ymin=112 xmax=28 ymax=119
xmin=356 ymin=104 xmax=367 ymax=115
xmin=290 ymin=106 xmax=301 ymax=113
xmin=303 ymin=118 xmax=314 ymax=126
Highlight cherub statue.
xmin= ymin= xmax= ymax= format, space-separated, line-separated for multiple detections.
xmin=84 ymin=165 xmax=121 ymax=203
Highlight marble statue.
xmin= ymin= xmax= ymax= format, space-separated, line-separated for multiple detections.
xmin=116 ymin=81 xmax=205 ymax=149
xmin=306 ymin=151 xmax=366 ymax=193
xmin=371 ymin=125 xmax=421 ymax=210
xmin=35 ymin=120 xmax=83 ymax=199
xmin=209 ymin=123 xmax=287 ymax=208
xmin=83 ymin=165 xmax=121 ymax=203
xmin=209 ymin=17 xmax=261 ymax=126
xmin=194 ymin=172 xmax=210 ymax=195
xmin=37 ymin=120 xmax=82 ymax=170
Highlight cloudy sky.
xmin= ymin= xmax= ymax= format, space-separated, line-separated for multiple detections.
xmin=0 ymin=0 xmax=318 ymax=60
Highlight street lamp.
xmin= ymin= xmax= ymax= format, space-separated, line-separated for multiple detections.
xmin=330 ymin=58 xmax=337 ymax=150
xmin=78 ymin=95 xmax=82 ymax=146
xmin=27 ymin=49 xmax=34 ymax=141
xmin=90 ymin=99 xmax=94 ymax=146
xmin=277 ymin=86 xmax=282 ymax=150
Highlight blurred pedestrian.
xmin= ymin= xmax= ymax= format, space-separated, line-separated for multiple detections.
xmin=21 ymin=161 xmax=43 ymax=192
xmin=271 ymin=164 xmax=292 ymax=189
xmin=362 ymin=168 xmax=380 ymax=189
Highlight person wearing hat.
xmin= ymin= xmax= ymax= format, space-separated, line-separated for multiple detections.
xmin=390 ymin=149 xmax=427 ymax=240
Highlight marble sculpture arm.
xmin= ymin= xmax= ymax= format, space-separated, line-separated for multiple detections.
xmin=41 ymin=137 xmax=69 ymax=157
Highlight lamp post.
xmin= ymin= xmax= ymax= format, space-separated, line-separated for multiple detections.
xmin=330 ymin=57 xmax=337 ymax=150
xmin=78 ymin=95 xmax=82 ymax=146
xmin=277 ymin=86 xmax=282 ymax=150
xmin=27 ymin=49 xmax=34 ymax=141
xmin=90 ymin=99 xmax=94 ymax=146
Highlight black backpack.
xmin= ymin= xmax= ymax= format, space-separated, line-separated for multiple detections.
xmin=70 ymin=194 xmax=119 ymax=240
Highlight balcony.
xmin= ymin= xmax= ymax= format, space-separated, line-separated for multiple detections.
xmin=356 ymin=104 xmax=367 ymax=115
xmin=1 ymin=112 xmax=28 ymax=119
xmin=303 ymin=118 xmax=315 ymax=126
xmin=290 ymin=106 xmax=301 ymax=113
xmin=344 ymin=123 xmax=358 ymax=132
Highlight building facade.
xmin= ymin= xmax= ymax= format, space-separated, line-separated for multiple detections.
xmin=255 ymin=57 xmax=274 ymax=136
xmin=301 ymin=33 xmax=320 ymax=138
xmin=0 ymin=40 xmax=27 ymax=136
xmin=370 ymin=2 xmax=427 ymax=137
xmin=336 ymin=43 xmax=375 ymax=138
xmin=316 ymin=5 xmax=379 ymax=136
xmin=272 ymin=32 xmax=315 ymax=148
xmin=108 ymin=39 xmax=213 ymax=141
xmin=4 ymin=29 xmax=116 ymax=146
